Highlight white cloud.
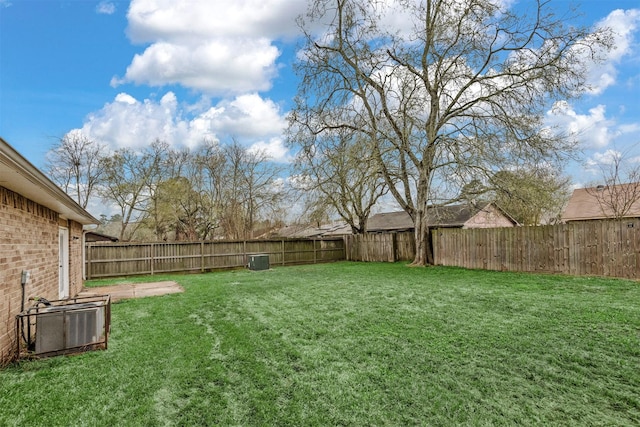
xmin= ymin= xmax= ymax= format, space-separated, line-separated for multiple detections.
xmin=96 ymin=1 xmax=116 ymax=15
xmin=619 ymin=123 xmax=640 ymax=135
xmin=74 ymin=92 xmax=289 ymax=155
xmin=546 ymin=101 xmax=615 ymax=148
xmin=0 ymin=0 xmax=11 ymax=8
xmin=588 ymin=149 xmax=623 ymax=166
xmin=585 ymin=9 xmax=640 ymax=95
xmin=207 ymin=94 xmax=286 ymax=138
xmin=115 ymin=0 xmax=307 ymax=94
xmin=114 ymin=39 xmax=280 ymax=94
xmin=248 ymin=138 xmax=292 ymax=163
xmin=584 ymin=148 xmax=640 ymax=177
xmin=126 ymin=0 xmax=304 ymax=42
xmin=114 ymin=93 xmax=137 ymax=105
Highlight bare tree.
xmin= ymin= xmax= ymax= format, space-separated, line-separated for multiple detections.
xmin=221 ymin=140 xmax=285 ymax=239
xmin=152 ymin=145 xmax=224 ymax=241
xmin=291 ymin=128 xmax=387 ymax=233
xmin=145 ymin=145 xmax=196 ymax=241
xmin=99 ymin=141 xmax=167 ymax=241
xmin=290 ymin=0 xmax=612 ymax=265
xmin=45 ymin=132 xmax=106 ymax=209
xmin=586 ymin=148 xmax=640 ymax=219
xmin=193 ymin=139 xmax=227 ymax=239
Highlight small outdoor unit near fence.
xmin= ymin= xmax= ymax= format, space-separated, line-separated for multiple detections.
xmin=16 ymin=295 xmax=111 ymax=358
xmin=248 ymin=254 xmax=270 ymax=271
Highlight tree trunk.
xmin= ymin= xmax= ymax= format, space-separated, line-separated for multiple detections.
xmin=411 ymin=211 xmax=434 ymax=266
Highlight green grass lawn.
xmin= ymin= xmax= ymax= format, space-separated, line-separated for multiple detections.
xmin=1 ymin=262 xmax=639 ymax=426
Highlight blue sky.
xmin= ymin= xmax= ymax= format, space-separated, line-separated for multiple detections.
xmin=1 ymin=0 xmax=639 ymax=193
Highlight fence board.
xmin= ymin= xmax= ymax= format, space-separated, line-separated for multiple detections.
xmin=86 ymin=238 xmax=345 ymax=279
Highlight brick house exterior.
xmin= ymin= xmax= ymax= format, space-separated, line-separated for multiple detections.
xmin=0 ymin=138 xmax=97 ymax=366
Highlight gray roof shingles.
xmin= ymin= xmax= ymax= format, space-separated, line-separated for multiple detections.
xmin=367 ymin=202 xmax=494 ymax=231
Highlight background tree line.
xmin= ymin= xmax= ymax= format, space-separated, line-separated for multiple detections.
xmin=46 ymin=128 xmax=577 ymax=245
xmin=46 ymin=133 xmax=286 ymax=241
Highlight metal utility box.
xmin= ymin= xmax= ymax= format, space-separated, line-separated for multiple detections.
xmin=248 ymin=254 xmax=270 ymax=271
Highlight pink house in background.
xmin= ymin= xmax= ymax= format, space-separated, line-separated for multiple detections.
xmin=0 ymin=138 xmax=98 ymax=366
xmin=562 ymin=184 xmax=640 ymax=222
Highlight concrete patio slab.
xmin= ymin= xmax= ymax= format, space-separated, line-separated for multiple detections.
xmin=77 ymin=281 xmax=184 ymax=302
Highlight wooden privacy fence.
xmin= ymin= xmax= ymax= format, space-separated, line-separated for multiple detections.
xmin=434 ymin=219 xmax=640 ymax=278
xmin=346 ymin=219 xmax=640 ymax=279
xmin=345 ymin=232 xmax=415 ymax=262
xmin=85 ymin=238 xmax=345 ymax=279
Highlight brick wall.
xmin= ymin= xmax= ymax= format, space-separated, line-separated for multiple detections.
xmin=0 ymin=186 xmax=85 ymax=366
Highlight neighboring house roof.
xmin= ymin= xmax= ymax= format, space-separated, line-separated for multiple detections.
xmin=272 ymin=203 xmax=517 ymax=237
xmin=271 ymin=221 xmax=354 ymax=238
xmin=366 ymin=211 xmax=414 ymax=232
xmin=321 ymin=223 xmax=354 ymax=236
xmin=274 ymin=224 xmax=323 ymax=238
xmin=85 ymin=231 xmax=119 ymax=242
xmin=562 ymin=184 xmax=640 ymax=222
xmin=0 ymin=137 xmax=99 ymax=225
xmin=367 ymin=202 xmax=518 ymax=232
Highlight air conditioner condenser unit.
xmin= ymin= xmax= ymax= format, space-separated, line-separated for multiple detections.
xmin=248 ymin=254 xmax=270 ymax=271
xmin=13 ymin=295 xmax=111 ymax=359
xmin=35 ymin=302 xmax=106 ymax=354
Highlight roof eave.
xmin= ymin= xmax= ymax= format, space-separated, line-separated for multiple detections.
xmin=0 ymin=138 xmax=99 ymax=225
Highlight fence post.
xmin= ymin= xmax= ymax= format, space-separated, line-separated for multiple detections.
xmin=150 ymin=243 xmax=155 ymax=276
xmin=86 ymin=243 xmax=92 ymax=280
xmin=392 ymin=232 xmax=398 ymax=262
xmin=314 ymin=239 xmax=318 ymax=264
xmin=201 ymin=241 xmax=205 ymax=273
xmin=281 ymin=239 xmax=285 ymax=265
xmin=343 ymin=236 xmax=349 ymax=261
xmin=243 ymin=240 xmax=247 ymax=267
xmin=342 ymin=236 xmax=348 ymax=261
